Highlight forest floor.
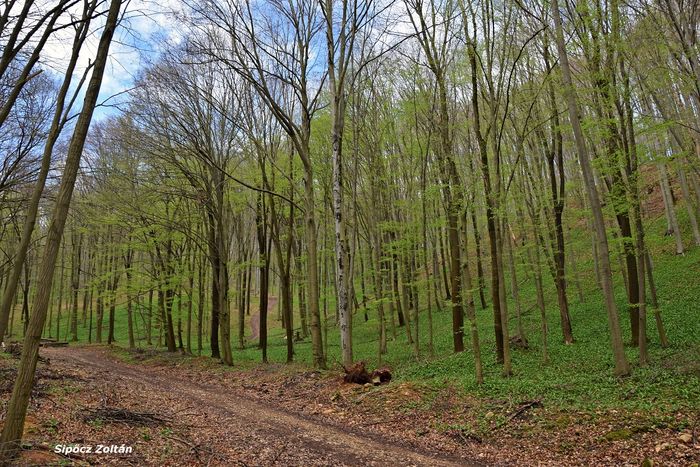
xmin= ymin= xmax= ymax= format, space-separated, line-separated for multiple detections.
xmin=1 ymin=345 xmax=698 ymax=466
xmin=3 ymin=216 xmax=700 ymax=465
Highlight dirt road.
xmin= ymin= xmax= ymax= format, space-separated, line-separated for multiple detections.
xmin=42 ymin=347 xmax=476 ymax=466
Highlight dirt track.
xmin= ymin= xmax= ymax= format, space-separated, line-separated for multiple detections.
xmin=42 ymin=347 xmax=476 ymax=466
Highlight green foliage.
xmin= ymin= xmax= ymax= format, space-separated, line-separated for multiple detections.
xmin=13 ymin=209 xmax=698 ymax=425
xmin=42 ymin=418 xmax=60 ymax=435
xmin=141 ymin=429 xmax=152 ymax=442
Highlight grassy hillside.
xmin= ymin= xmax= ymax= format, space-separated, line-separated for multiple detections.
xmin=8 ymin=214 xmax=700 ymax=422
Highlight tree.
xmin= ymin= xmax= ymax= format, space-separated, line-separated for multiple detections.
xmin=0 ymin=0 xmax=99 ymax=343
xmin=189 ymin=0 xmax=327 ymax=368
xmin=406 ymin=0 xmax=465 ymax=355
xmin=0 ymin=0 xmax=123 ymax=459
xmin=550 ymin=0 xmax=630 ymax=376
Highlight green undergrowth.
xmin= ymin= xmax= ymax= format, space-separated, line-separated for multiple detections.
xmin=7 ymin=214 xmax=700 ymax=422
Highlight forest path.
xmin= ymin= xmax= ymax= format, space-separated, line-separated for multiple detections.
xmin=43 ymin=346 xmax=474 ymax=466
xmin=249 ymin=296 xmax=278 ymax=342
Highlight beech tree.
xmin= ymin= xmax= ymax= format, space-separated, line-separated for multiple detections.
xmin=189 ymin=0 xmax=328 ymax=368
xmin=550 ymin=0 xmax=630 ymax=376
xmin=0 ymin=0 xmax=124 ymax=459
xmin=0 ymin=0 xmax=100 ymax=343
xmin=6 ymin=3 xmax=700 ymax=444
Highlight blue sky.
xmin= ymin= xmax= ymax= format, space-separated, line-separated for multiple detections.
xmin=41 ymin=0 xmax=183 ymax=122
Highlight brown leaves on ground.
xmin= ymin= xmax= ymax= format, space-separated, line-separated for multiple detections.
xmin=145 ymin=351 xmax=698 ymax=466
xmin=82 ymin=407 xmax=170 ymax=427
xmin=1 ymin=347 xmax=699 ymax=466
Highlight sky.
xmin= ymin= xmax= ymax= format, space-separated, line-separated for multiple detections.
xmin=40 ymin=0 xmax=184 ymax=121
xmin=37 ymin=0 xmax=419 ymax=123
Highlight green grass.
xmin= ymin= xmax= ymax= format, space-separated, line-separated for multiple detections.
xmin=7 ymin=213 xmax=700 ymax=419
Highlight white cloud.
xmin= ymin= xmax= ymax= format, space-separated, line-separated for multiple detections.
xmin=39 ymin=0 xmax=186 ymax=120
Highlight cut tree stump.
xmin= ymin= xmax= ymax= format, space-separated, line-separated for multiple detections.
xmin=344 ymin=362 xmax=392 ymax=385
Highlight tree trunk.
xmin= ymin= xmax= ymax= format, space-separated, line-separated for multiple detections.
xmin=126 ymin=275 xmax=134 ymax=349
xmin=256 ymin=194 xmax=269 ymax=364
xmin=678 ymin=167 xmax=700 ymax=245
xmin=0 ymin=2 xmax=95 ymax=343
xmin=507 ymin=226 xmax=525 ymax=341
xmin=186 ymin=252 xmax=194 ymax=354
xmin=468 ymin=39 xmax=509 ymax=372
xmin=470 ymin=209 xmax=487 ymax=309
xmin=462 ymin=212 xmax=483 ymax=384
xmin=164 ymin=287 xmax=176 ymax=352
xmin=528 ymin=228 xmax=548 ymax=362
xmin=645 ymin=252 xmax=669 ymax=347
xmin=198 ymin=255 xmax=205 ymax=354
xmin=238 ymin=263 xmax=246 ymax=349
xmin=70 ymin=233 xmax=81 ymax=342
xmin=542 ymin=44 xmax=575 ymax=343
xmin=207 ymin=215 xmax=221 ymax=359
xmin=107 ymin=246 xmax=120 ymax=345
xmin=303 ymin=165 xmax=325 ymax=368
xmin=551 ymin=0 xmax=630 ymax=376
xmin=659 ymin=163 xmax=684 ymax=254
xmin=0 ymin=1 xmax=122 ymax=457
xmin=56 ymin=238 xmax=66 ymax=341
xmin=147 ymin=288 xmax=153 ymax=346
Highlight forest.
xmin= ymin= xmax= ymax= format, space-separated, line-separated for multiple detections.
xmin=1 ymin=0 xmax=699 ymax=465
